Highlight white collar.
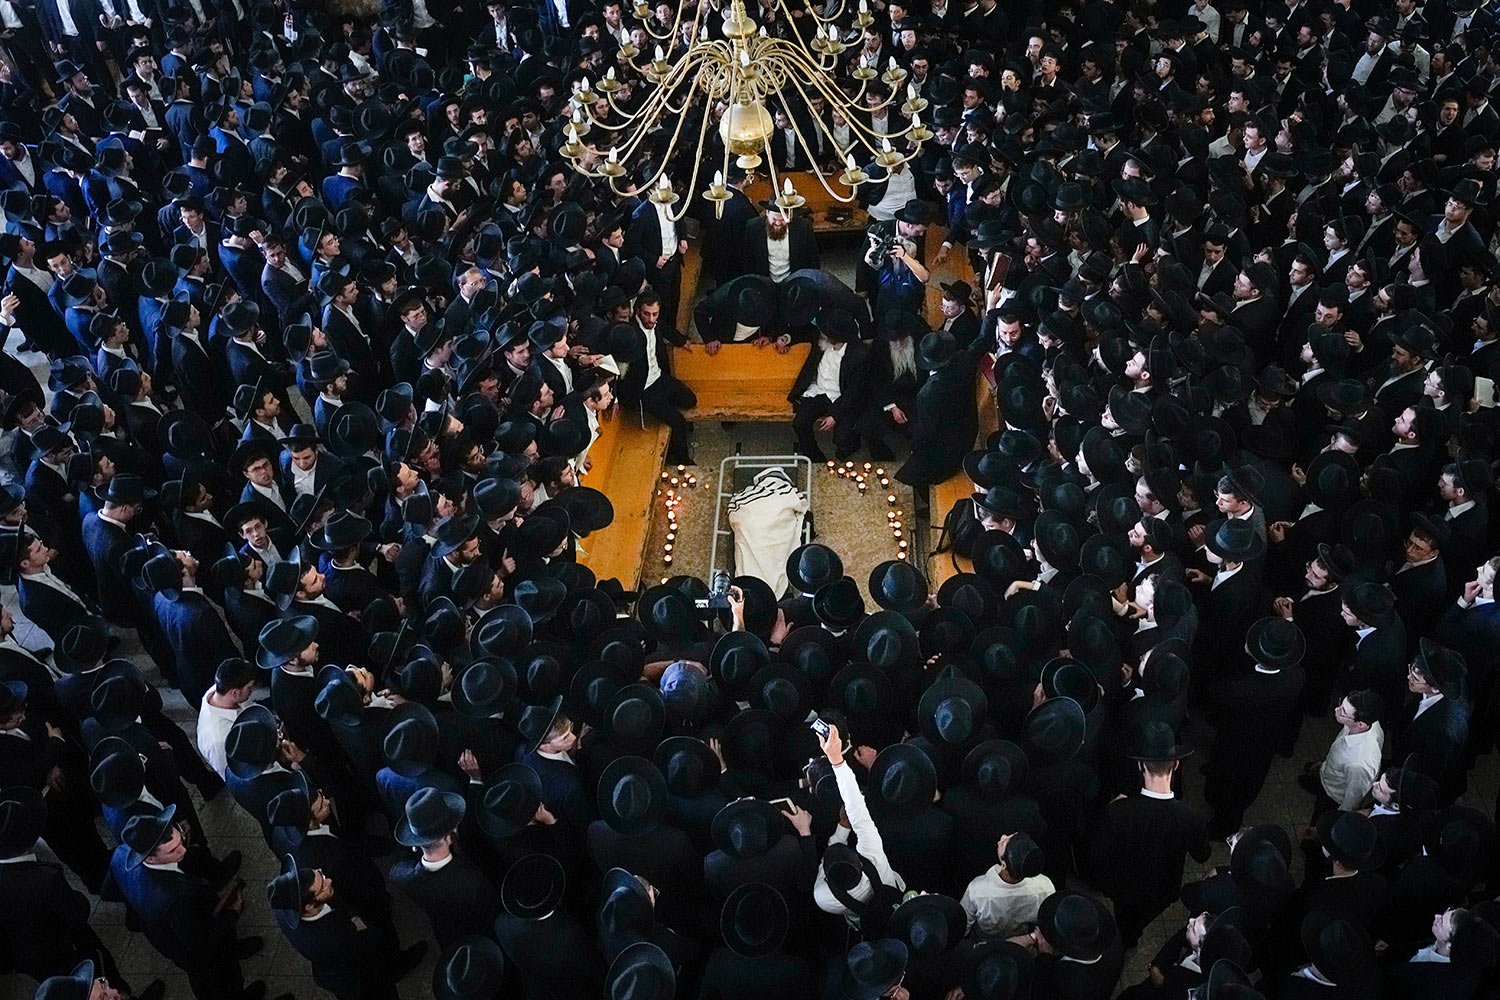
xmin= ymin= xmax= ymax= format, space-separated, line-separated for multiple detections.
xmin=1141 ymin=787 xmax=1175 ymax=800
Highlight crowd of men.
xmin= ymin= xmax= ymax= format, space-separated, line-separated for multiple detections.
xmin=1 ymin=0 xmax=1500 ymax=996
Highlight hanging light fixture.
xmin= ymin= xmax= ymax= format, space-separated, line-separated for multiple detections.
xmin=560 ymin=0 xmax=932 ymax=218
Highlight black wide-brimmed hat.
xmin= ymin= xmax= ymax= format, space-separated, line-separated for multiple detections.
xmin=384 ymin=702 xmax=441 ymax=776
xmin=813 ymin=576 xmax=865 ymax=631
xmin=1125 ymin=719 xmax=1194 ymax=761
xmin=787 ymin=542 xmax=843 ymax=593
xmin=597 ymin=755 xmax=667 ymax=835
xmin=224 ymin=703 xmax=278 ymax=779
xmin=601 ymin=683 xmax=666 ymax=752
xmin=1315 ymin=809 xmax=1386 ymax=870
xmin=395 ymin=786 xmax=466 ymax=847
xmin=0 ymin=786 xmax=45 ymax=858
xmin=830 ymin=663 xmax=895 ymax=726
xmin=918 ymin=673 xmax=989 ymax=749
xmin=889 ymin=893 xmax=967 ymax=959
xmin=1343 ymin=580 xmax=1396 ymax=628
xmin=710 ymin=631 xmax=770 ymax=697
xmin=1300 ymin=907 xmax=1373 ymax=985
xmin=500 ymin=852 xmax=567 ymax=919
xmin=433 ymin=935 xmax=507 ymax=1000
xmin=720 ymin=883 xmax=790 ymax=959
xmin=842 ymin=940 xmax=910 ymax=1000
xmin=962 ymin=739 xmax=1029 ymax=800
xmin=452 ymin=658 xmax=517 ymax=719
xmin=869 ymin=559 xmax=929 ymax=616
xmin=1203 ymin=518 xmax=1264 ymax=564
xmin=1036 ymin=890 xmax=1116 ymax=959
xmin=711 ymin=797 xmax=787 ymax=859
xmin=870 ymin=743 xmax=938 ymax=812
xmin=1246 ymin=616 xmax=1306 ymax=670
xmin=476 ymin=763 xmax=543 ymax=840
xmin=120 ymin=803 xmax=178 ymax=869
xmin=1023 ymin=697 xmax=1085 ymax=763
xmin=852 ymin=610 xmax=921 ymax=673
xmin=607 ymin=942 xmax=675 ymax=1000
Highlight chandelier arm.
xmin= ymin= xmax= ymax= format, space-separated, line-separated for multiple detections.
xmin=592 ymin=47 xmax=717 ymax=130
xmin=771 ymin=78 xmax=865 ymax=206
xmin=660 ymin=97 xmax=718 ymax=223
xmin=634 ymin=85 xmax=708 ymax=216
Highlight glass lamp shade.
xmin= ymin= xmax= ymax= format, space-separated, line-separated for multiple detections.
xmin=719 ymin=100 xmax=774 ymax=155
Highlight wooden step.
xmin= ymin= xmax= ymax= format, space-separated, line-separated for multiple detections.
xmin=676 ymin=342 xmax=811 ymax=419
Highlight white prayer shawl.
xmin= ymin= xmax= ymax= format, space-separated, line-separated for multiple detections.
xmin=727 ymin=467 xmax=809 ymax=596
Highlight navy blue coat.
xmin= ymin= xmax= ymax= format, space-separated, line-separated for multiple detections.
xmin=152 ymin=589 xmax=241 ymax=708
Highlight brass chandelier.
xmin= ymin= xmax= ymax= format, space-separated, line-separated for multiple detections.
xmin=559 ymin=0 xmax=934 ymax=218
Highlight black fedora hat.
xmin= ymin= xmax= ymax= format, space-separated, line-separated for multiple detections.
xmin=601 ymin=683 xmax=666 ymax=752
xmin=1410 ymin=637 xmax=1466 ymax=696
xmin=1023 ymin=697 xmax=1086 ymax=763
xmin=1303 ymin=450 xmax=1360 ymax=511
xmin=852 ymin=610 xmax=921 ymax=673
xmin=918 ymin=673 xmax=989 ymax=749
xmin=597 ymin=755 xmax=667 ymax=835
xmin=434 ymin=935 xmax=507 ymax=1000
xmin=1315 ymin=809 xmax=1386 ymax=870
xmin=500 ymin=852 xmax=567 ymax=919
xmin=257 ymin=615 xmax=317 ymax=669
xmin=720 ymin=883 xmax=790 ymax=959
xmin=1125 ymin=719 xmax=1194 ymax=761
xmin=637 ymin=583 xmax=705 ymax=644
xmin=1245 ymin=616 xmax=1306 ymax=670
xmin=870 ymin=743 xmax=938 ymax=812
xmin=748 ymin=662 xmax=812 ymax=724
xmin=1300 ymin=907 xmax=1373 ymax=985
xmin=0 ymin=785 xmax=45 ymax=857
xmin=842 ymin=939 xmax=909 ymax=1000
xmin=224 ymin=703 xmax=278 ymax=779
xmin=777 ymin=625 xmax=841 ymax=686
xmin=1342 ymin=581 xmax=1396 ymax=628
xmin=962 ymin=941 xmax=1034 ymax=1000
xmin=830 ymin=663 xmax=894 ymax=725
xmin=813 ymin=576 xmax=865 ymax=631
xmin=568 ymin=659 xmax=629 ymax=729
xmin=869 ymin=559 xmax=929 ymax=616
xmin=787 ymin=542 xmax=843 ymax=593
xmin=307 ymin=509 xmax=372 ymax=551
xmin=383 ymin=702 xmax=441 ymax=776
xmin=120 ymin=803 xmax=178 ymax=869
xmin=711 ymin=797 xmax=786 ymax=859
xmin=1039 ymin=657 xmax=1100 ymax=713
xmin=1203 ymin=518 xmax=1264 ymax=564
xmin=710 ymin=631 xmax=771 ymax=697
xmin=470 ymin=604 xmax=534 ymax=660
xmin=656 ymin=735 xmax=721 ymax=798
xmin=452 ymin=657 xmax=517 ymax=719
xmin=395 ymin=786 xmax=466 ymax=847
xmin=889 ymin=892 xmax=967 ymax=959
xmin=607 ymin=942 xmax=675 ymax=1000
xmin=477 ymin=763 xmax=544 ymax=840
xmin=1036 ymin=890 xmax=1116 ymax=959
xmin=962 ymin=739 xmax=1029 ymax=800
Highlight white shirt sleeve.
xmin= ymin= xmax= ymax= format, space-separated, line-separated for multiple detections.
xmin=832 ymin=760 xmax=903 ymax=890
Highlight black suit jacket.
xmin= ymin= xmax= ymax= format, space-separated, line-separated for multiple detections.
xmin=387 ymin=850 xmax=502 ymax=947
xmin=788 ymin=339 xmax=868 ymax=425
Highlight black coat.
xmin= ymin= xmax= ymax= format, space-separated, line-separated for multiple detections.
xmin=387 ymin=849 xmax=502 ymax=947
xmin=493 ymin=910 xmax=608 ymax=1000
xmin=0 ymin=857 xmax=101 ymax=980
xmin=1339 ymin=619 xmax=1410 ymax=726
xmin=1390 ymin=695 xmax=1470 ymax=804
xmin=897 ymin=342 xmax=985 ymax=487
xmin=586 ymin=821 xmax=702 ymax=927
xmin=788 ymin=339 xmax=869 ymax=425
xmin=274 ymin=902 xmax=395 ymax=996
xmin=697 ymin=946 xmax=817 ymax=1000
xmin=703 ymin=832 xmax=816 ymax=904
xmin=1084 ymin=792 xmax=1210 ymax=921
xmin=152 ymin=590 xmax=241 ymax=709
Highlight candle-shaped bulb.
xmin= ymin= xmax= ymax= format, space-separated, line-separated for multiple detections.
xmin=846 ymin=153 xmax=857 ymax=171
xmin=889 ymin=56 xmax=898 ymax=70
xmin=911 ymin=110 xmax=922 ymax=127
xmin=907 ymin=83 xmax=917 ymax=99
xmin=740 ymin=48 xmax=750 ymax=65
xmin=608 ymin=147 xmax=619 ymax=162
xmin=783 ymin=178 xmax=794 ymax=195
xmin=654 ymin=44 xmax=665 ymax=61
xmin=580 ymin=75 xmax=590 ymax=91
xmin=607 ymin=67 xmax=617 ymax=80
xmin=858 ymin=0 xmax=867 ymax=11
xmin=659 ymin=174 xmax=671 ymax=189
xmin=882 ymin=138 xmax=893 ymax=153
xmin=713 ymin=169 xmax=724 ymax=187
xmin=700 ymin=25 xmax=708 ymax=38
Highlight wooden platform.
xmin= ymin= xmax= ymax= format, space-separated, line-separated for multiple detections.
xmin=744 ymin=171 xmax=869 ymax=234
xmin=922 ymin=222 xmax=995 ymax=589
xmin=675 ymin=343 xmax=811 ymax=419
xmin=576 ymin=410 xmax=672 ymax=590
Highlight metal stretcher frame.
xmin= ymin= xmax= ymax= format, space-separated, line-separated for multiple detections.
xmin=708 ymin=453 xmax=814 ymax=589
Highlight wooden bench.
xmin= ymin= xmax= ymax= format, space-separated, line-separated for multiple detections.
xmin=923 ymin=223 xmax=978 ymax=327
xmin=744 ymin=171 xmax=869 ymax=234
xmin=674 ymin=342 xmax=811 ymax=419
xmin=576 ymin=411 xmax=672 ymax=590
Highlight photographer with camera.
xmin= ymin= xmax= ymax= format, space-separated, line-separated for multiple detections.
xmin=864 ymin=200 xmax=933 ymax=318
